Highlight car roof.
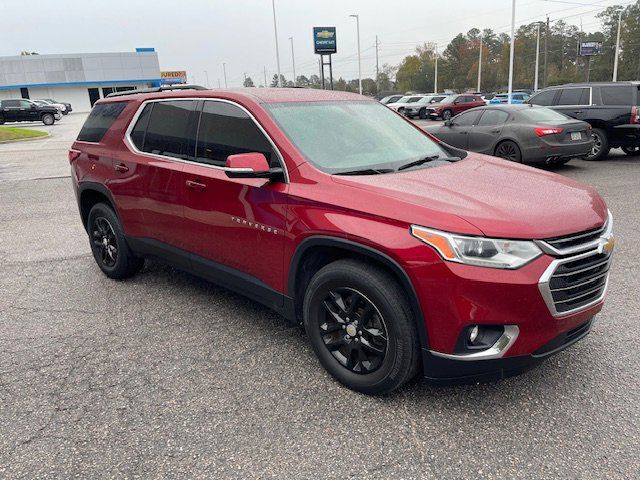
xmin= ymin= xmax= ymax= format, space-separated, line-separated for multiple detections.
xmin=97 ymin=87 xmax=368 ymax=105
xmin=473 ymin=104 xmax=541 ymax=111
xmin=544 ymin=81 xmax=640 ymax=88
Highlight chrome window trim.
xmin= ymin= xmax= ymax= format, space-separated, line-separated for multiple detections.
xmin=538 ymin=248 xmax=612 ymax=317
xmin=123 ymin=97 xmax=289 ymax=183
xmin=429 ymin=326 xmax=519 ymax=361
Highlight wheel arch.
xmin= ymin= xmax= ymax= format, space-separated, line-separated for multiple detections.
xmin=77 ymin=182 xmax=121 ymax=232
xmin=288 ymin=236 xmax=429 ymax=350
xmin=493 ymin=137 xmax=522 ymax=156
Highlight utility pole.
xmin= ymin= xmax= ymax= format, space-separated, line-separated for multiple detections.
xmin=217 ymin=78 xmax=221 ymax=88
xmin=534 ymin=22 xmax=541 ymax=91
xmin=613 ymin=9 xmax=622 ymax=82
xmin=434 ymin=44 xmax=438 ymax=93
xmin=289 ymin=37 xmax=296 ymax=86
xmin=271 ymin=0 xmax=282 ymax=87
xmin=222 ymin=62 xmax=228 ymax=88
xmin=375 ymin=35 xmax=380 ymax=94
xmin=543 ymin=15 xmax=549 ymax=88
xmin=263 ymin=66 xmax=267 ymax=87
xmin=350 ymin=14 xmax=362 ymax=94
xmin=477 ymin=33 xmax=482 ymax=93
xmin=507 ymin=0 xmax=516 ymax=104
xmin=204 ymin=70 xmax=210 ymax=88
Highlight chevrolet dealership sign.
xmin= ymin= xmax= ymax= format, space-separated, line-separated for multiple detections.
xmin=313 ymin=27 xmax=337 ymax=54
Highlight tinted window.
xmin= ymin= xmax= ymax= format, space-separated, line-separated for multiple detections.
xmin=477 ymin=110 xmax=509 ymax=126
xmin=20 ymin=100 xmax=33 ymax=108
xmin=143 ymin=100 xmax=196 ymax=159
xmin=130 ymin=103 xmax=153 ymax=151
xmin=196 ymin=101 xmax=278 ymax=167
xmin=600 ymin=86 xmax=632 ymax=105
xmin=557 ymin=88 xmax=589 ymax=105
xmin=77 ymin=102 xmax=127 ymax=142
xmin=529 ymin=90 xmax=557 ymax=106
xmin=453 ymin=110 xmax=481 ymax=126
xmin=2 ymin=100 xmax=21 ymax=107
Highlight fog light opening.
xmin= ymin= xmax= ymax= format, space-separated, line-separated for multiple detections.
xmin=455 ymin=325 xmax=506 ymax=354
xmin=469 ymin=325 xmax=479 ymax=344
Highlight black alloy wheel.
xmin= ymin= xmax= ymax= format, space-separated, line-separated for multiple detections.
xmin=495 ymin=140 xmax=522 ymax=162
xmin=319 ymin=287 xmax=388 ymax=374
xmin=621 ymin=146 xmax=640 ymax=156
xmin=91 ymin=217 xmax=118 ymax=268
xmin=442 ymin=110 xmax=453 ymax=121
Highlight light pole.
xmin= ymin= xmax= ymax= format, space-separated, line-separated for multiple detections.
xmin=507 ymin=0 xmax=516 ymax=104
xmin=613 ymin=9 xmax=622 ymax=82
xmin=434 ymin=44 xmax=438 ymax=94
xmin=477 ymin=33 xmax=482 ymax=93
xmin=289 ymin=37 xmax=296 ymax=86
xmin=349 ymin=14 xmax=362 ymax=94
xmin=222 ymin=62 xmax=228 ymax=88
xmin=534 ymin=22 xmax=541 ymax=91
xmin=204 ymin=70 xmax=210 ymax=88
xmin=271 ymin=0 xmax=282 ymax=87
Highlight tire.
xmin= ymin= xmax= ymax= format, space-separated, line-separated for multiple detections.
xmin=442 ymin=109 xmax=453 ymax=121
xmin=585 ymin=128 xmax=610 ymax=161
xmin=494 ymin=140 xmax=522 ymax=163
xmin=419 ymin=108 xmax=427 ymax=120
xmin=303 ymin=259 xmax=420 ymax=395
xmin=87 ymin=203 xmax=144 ymax=279
xmin=621 ymin=146 xmax=640 ymax=156
xmin=42 ymin=113 xmax=55 ymax=126
xmin=0 ymin=116 xmax=4 ymax=125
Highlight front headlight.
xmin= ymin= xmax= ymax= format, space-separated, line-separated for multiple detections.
xmin=411 ymin=225 xmax=542 ymax=269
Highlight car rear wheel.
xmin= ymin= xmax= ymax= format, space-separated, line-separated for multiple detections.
xmin=621 ymin=146 xmax=640 ymax=156
xmin=87 ymin=203 xmax=144 ymax=279
xmin=585 ymin=128 xmax=609 ymax=161
xmin=419 ymin=108 xmax=427 ymax=119
xmin=42 ymin=113 xmax=55 ymax=126
xmin=303 ymin=259 xmax=420 ymax=395
xmin=442 ymin=110 xmax=453 ymax=121
xmin=494 ymin=140 xmax=522 ymax=163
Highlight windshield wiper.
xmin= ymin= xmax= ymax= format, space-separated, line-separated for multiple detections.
xmin=335 ymin=168 xmax=395 ymax=175
xmin=397 ymin=155 xmax=461 ymax=171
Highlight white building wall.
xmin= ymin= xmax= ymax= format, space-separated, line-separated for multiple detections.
xmin=0 ymin=88 xmax=21 ymax=101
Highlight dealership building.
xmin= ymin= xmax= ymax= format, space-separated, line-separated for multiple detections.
xmin=0 ymin=48 xmax=162 ymax=112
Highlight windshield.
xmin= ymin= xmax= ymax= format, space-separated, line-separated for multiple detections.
xmin=266 ymin=101 xmax=449 ymax=174
xmin=520 ymin=107 xmax=570 ymax=123
xmin=439 ymin=95 xmax=456 ymax=104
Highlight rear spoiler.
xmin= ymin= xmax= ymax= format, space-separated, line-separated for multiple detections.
xmin=106 ymin=84 xmax=208 ymax=98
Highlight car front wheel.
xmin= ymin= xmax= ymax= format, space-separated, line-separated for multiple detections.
xmin=303 ymin=259 xmax=420 ymax=395
xmin=441 ymin=110 xmax=453 ymax=121
xmin=42 ymin=113 xmax=55 ymax=125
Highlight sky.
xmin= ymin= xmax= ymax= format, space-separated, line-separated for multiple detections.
xmin=0 ymin=0 xmax=631 ymax=87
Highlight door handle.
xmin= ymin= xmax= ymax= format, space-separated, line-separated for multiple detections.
xmin=491 ymin=129 xmax=501 ymax=133
xmin=114 ymin=163 xmax=129 ymax=173
xmin=573 ymin=110 xmax=583 ymax=114
xmin=186 ymin=179 xmax=207 ymax=191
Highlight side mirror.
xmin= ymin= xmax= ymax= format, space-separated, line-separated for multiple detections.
xmin=225 ymin=152 xmax=283 ymax=181
xmin=31 ymin=104 xmax=37 ymax=109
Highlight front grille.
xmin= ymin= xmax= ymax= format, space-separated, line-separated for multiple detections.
xmin=544 ymin=223 xmax=606 ymax=251
xmin=545 ymin=250 xmax=612 ymax=314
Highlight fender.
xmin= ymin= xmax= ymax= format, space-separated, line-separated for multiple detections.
xmin=288 ymin=236 xmax=430 ymax=350
xmin=77 ymin=181 xmax=122 ymax=230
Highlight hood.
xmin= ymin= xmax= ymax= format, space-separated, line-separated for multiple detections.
xmin=332 ymin=154 xmax=607 ymax=239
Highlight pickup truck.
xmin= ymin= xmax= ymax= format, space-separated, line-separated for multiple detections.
xmin=0 ymin=99 xmax=62 ymax=125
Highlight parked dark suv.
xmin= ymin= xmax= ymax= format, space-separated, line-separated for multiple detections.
xmin=69 ymin=87 xmax=613 ymax=394
xmin=528 ymin=82 xmax=640 ymax=160
xmin=0 ymin=99 xmax=61 ymax=125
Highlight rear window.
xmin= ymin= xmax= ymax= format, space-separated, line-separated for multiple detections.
xmin=600 ymin=86 xmax=633 ymax=105
xmin=520 ymin=107 xmax=569 ymax=123
xmin=77 ymin=102 xmax=127 ymax=142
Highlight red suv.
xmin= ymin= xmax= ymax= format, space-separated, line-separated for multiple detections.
xmin=426 ymin=94 xmax=486 ymax=121
xmin=70 ymin=87 xmax=614 ymax=394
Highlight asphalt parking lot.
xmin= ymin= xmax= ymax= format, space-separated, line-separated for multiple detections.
xmin=1 ymin=113 xmax=638 ymax=479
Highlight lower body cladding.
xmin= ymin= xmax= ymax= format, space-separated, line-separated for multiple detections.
xmin=408 ymin=247 xmax=610 ymax=384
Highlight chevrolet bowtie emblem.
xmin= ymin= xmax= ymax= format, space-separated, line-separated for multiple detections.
xmin=317 ymin=30 xmax=335 ymax=39
xmin=598 ymin=236 xmax=615 ymax=254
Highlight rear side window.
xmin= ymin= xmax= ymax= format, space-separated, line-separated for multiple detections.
xmin=600 ymin=86 xmax=633 ymax=105
xmin=529 ymin=90 xmax=557 ymax=106
xmin=77 ymin=102 xmax=127 ymax=142
xmin=129 ymin=103 xmax=153 ymax=151
xmin=142 ymin=100 xmax=197 ymax=160
xmin=557 ymin=88 xmax=590 ymax=106
xmin=196 ymin=101 xmax=278 ymax=167
xmin=477 ymin=110 xmax=509 ymax=126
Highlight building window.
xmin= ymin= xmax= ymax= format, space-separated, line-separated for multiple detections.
xmin=20 ymin=88 xmax=29 ymax=99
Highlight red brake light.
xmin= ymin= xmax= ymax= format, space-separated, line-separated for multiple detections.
xmin=68 ymin=149 xmax=81 ymax=163
xmin=534 ymin=127 xmax=563 ymax=137
xmin=631 ymin=106 xmax=639 ymax=124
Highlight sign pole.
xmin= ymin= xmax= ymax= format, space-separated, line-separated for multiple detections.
xmin=613 ymin=10 xmax=622 ymax=82
xmin=328 ymin=55 xmax=334 ymax=90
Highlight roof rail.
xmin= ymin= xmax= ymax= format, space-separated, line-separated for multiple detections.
xmin=106 ymin=84 xmax=208 ymax=98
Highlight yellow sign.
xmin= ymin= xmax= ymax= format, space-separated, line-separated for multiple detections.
xmin=316 ymin=30 xmax=335 ymax=39
xmin=161 ymin=70 xmax=187 ymax=79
